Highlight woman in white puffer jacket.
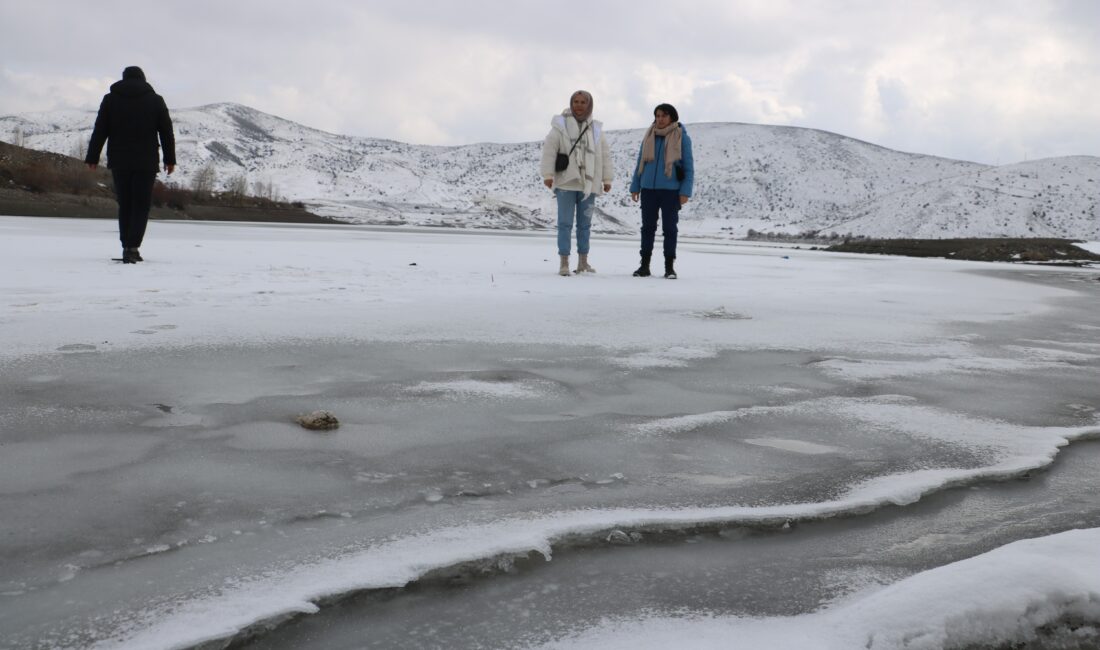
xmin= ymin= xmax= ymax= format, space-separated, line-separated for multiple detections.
xmin=539 ymin=90 xmax=613 ymax=276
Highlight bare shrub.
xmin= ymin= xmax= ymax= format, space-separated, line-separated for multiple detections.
xmin=59 ymin=165 xmax=94 ymax=195
xmin=14 ymin=163 xmax=55 ymax=193
xmin=152 ymin=181 xmax=190 ymax=210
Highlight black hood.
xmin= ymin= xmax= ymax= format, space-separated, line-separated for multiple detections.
xmin=109 ymin=78 xmax=155 ymax=97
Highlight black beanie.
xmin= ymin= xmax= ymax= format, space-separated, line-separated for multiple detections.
xmin=122 ymin=66 xmax=146 ymax=81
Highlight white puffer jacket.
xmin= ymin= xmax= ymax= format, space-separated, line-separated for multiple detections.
xmin=540 ymin=113 xmax=613 ymax=197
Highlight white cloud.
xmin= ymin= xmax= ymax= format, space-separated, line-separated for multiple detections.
xmin=1 ymin=1 xmax=1098 ymax=163
xmin=690 ymin=73 xmax=806 ymax=124
xmin=0 ymin=68 xmax=111 ymax=114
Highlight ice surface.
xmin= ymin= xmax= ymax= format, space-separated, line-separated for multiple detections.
xmin=1 ymin=217 xmax=1098 ymax=649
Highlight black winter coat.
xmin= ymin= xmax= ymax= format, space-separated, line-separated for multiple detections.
xmin=86 ymin=78 xmax=176 ymax=172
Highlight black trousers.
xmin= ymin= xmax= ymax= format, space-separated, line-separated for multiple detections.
xmin=111 ymin=169 xmax=157 ymax=249
xmin=639 ymin=189 xmax=680 ymax=258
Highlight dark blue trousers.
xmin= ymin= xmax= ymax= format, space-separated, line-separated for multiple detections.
xmin=111 ymin=169 xmax=157 ymax=249
xmin=639 ymin=189 xmax=680 ymax=258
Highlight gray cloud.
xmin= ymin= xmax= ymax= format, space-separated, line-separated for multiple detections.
xmin=1 ymin=1 xmax=1098 ymax=164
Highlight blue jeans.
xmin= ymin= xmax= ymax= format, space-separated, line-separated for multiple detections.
xmin=555 ymin=189 xmax=594 ymax=256
xmin=640 ymin=189 xmax=680 ymax=258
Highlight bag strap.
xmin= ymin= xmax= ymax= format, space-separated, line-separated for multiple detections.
xmin=565 ymin=122 xmax=591 ymax=156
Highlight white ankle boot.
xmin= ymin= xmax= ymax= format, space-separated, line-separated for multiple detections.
xmin=575 ymin=254 xmax=596 ymax=274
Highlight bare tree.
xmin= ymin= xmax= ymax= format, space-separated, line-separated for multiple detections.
xmin=68 ymin=137 xmax=88 ymax=161
xmin=191 ymin=163 xmax=217 ymax=196
xmin=251 ymin=179 xmax=279 ymax=201
xmin=226 ymin=173 xmax=249 ymax=200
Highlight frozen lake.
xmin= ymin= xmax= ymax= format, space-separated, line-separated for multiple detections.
xmin=1 ymin=217 xmax=1098 ymax=649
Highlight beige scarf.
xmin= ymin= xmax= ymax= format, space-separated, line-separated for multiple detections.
xmin=637 ymin=122 xmax=682 ymax=178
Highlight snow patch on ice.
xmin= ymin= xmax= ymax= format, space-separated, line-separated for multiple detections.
xmin=812 ymin=355 xmax=1063 ymax=381
xmin=613 ymin=346 xmax=717 ymax=369
xmin=405 ymin=379 xmax=543 ymax=399
xmin=0 ymin=218 xmax=1083 ymax=361
xmin=743 ymin=438 xmax=839 ymax=455
xmin=667 ymin=473 xmax=757 ymax=487
xmin=532 ymin=528 xmax=1100 ymax=650
xmin=1003 ymin=344 xmax=1100 ymax=362
xmin=630 ymin=396 xmax=1099 ymax=471
xmin=689 ymin=306 xmax=751 ymax=320
xmin=630 ymin=410 xmax=742 ymax=437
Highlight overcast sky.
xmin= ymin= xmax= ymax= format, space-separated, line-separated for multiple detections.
xmin=2 ymin=1 xmax=1098 ymax=164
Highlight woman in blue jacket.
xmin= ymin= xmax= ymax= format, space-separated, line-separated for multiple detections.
xmin=628 ymin=103 xmax=693 ymax=279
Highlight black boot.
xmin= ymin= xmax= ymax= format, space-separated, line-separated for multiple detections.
xmin=128 ymin=248 xmax=144 ymax=262
xmin=121 ymin=248 xmax=138 ymax=264
xmin=664 ymin=256 xmax=677 ymax=279
xmin=632 ymin=253 xmax=651 ymax=277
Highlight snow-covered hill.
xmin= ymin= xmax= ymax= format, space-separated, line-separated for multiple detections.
xmin=2 ymin=103 xmax=1097 ymax=239
xmin=818 ymin=156 xmax=1100 ymax=239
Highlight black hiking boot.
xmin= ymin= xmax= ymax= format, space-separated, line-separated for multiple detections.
xmin=128 ymin=248 xmax=144 ymax=262
xmin=121 ymin=248 xmax=139 ymax=264
xmin=664 ymin=256 xmax=677 ymax=279
xmin=632 ymin=253 xmax=652 ymax=277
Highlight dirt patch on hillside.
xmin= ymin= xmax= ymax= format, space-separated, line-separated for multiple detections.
xmin=0 ymin=187 xmax=338 ymax=224
xmin=0 ymin=141 xmax=339 ymax=224
xmin=826 ymin=238 xmax=1100 ymax=266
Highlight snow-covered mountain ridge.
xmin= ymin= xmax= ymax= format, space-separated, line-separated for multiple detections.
xmin=2 ymin=102 xmax=1097 ymax=239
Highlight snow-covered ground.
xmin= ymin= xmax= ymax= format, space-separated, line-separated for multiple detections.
xmin=1 ymin=216 xmax=1099 ymax=649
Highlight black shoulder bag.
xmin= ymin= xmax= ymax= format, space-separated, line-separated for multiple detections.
xmin=555 ymin=122 xmax=591 ymax=172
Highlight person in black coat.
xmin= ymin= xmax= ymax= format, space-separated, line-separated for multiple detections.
xmin=85 ymin=66 xmax=176 ymax=263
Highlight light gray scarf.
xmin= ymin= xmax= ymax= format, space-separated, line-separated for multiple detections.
xmin=561 ymin=110 xmax=598 ymax=197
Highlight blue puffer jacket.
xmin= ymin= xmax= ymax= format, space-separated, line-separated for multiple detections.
xmin=628 ymin=124 xmax=694 ymax=196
